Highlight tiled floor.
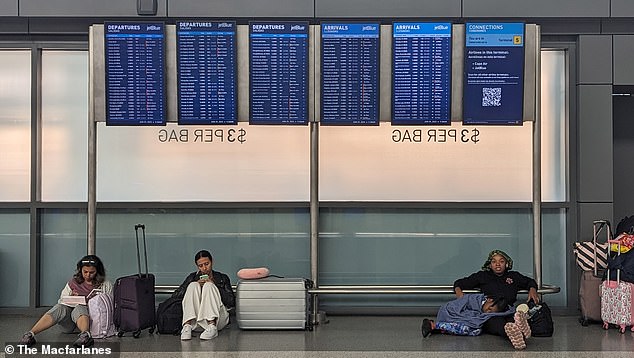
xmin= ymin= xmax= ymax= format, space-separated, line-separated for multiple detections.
xmin=1 ymin=313 xmax=633 ymax=357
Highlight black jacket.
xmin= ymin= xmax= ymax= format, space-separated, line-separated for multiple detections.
xmin=173 ymin=270 xmax=235 ymax=309
xmin=453 ymin=270 xmax=538 ymax=306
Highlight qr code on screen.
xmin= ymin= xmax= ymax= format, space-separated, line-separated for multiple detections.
xmin=482 ymin=87 xmax=502 ymax=107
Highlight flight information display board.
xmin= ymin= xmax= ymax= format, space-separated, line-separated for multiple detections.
xmin=392 ymin=22 xmax=452 ymax=125
xmin=249 ymin=22 xmax=309 ymax=125
xmin=321 ymin=23 xmax=380 ymax=125
xmin=105 ymin=22 xmax=165 ymax=126
xmin=463 ymin=22 xmax=525 ymax=125
xmin=177 ymin=21 xmax=237 ymax=125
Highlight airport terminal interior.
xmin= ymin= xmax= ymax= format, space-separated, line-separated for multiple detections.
xmin=3 ymin=0 xmax=634 ymax=356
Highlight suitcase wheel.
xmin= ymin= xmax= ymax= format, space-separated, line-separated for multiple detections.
xmin=618 ymin=325 xmax=626 ymax=334
xmin=602 ymin=322 xmax=609 ymax=330
xmin=149 ymin=327 xmax=155 ymax=334
xmin=133 ymin=330 xmax=141 ymax=339
xmin=117 ymin=331 xmax=124 ymax=337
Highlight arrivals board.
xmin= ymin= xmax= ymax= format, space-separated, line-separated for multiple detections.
xmin=463 ymin=22 xmax=525 ymax=125
xmin=392 ymin=22 xmax=452 ymax=125
xmin=321 ymin=23 xmax=380 ymax=125
xmin=105 ymin=22 xmax=165 ymax=126
xmin=177 ymin=21 xmax=237 ymax=125
xmin=249 ymin=22 xmax=309 ymax=125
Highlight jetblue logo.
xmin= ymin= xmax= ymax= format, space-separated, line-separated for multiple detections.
xmin=434 ymin=24 xmax=449 ymax=31
xmin=146 ymin=25 xmax=161 ymax=31
xmin=291 ymin=25 xmax=306 ymax=31
xmin=362 ymin=25 xmax=377 ymax=31
xmin=219 ymin=22 xmax=233 ymax=28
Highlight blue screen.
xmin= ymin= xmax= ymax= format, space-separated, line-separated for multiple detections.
xmin=392 ymin=22 xmax=452 ymax=125
xmin=177 ymin=21 xmax=237 ymax=125
xmin=249 ymin=22 xmax=309 ymax=125
xmin=105 ymin=22 xmax=166 ymax=126
xmin=321 ymin=23 xmax=380 ymax=125
xmin=463 ymin=23 xmax=525 ymax=125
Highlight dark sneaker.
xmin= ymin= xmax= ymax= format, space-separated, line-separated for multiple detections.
xmin=72 ymin=331 xmax=94 ymax=348
xmin=421 ymin=319 xmax=433 ymax=338
xmin=19 ymin=331 xmax=36 ymax=347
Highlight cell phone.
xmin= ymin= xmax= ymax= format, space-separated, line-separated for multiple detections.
xmin=199 ymin=274 xmax=209 ymax=280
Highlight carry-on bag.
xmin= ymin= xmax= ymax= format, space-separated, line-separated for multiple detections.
xmin=236 ymin=277 xmax=313 ymax=330
xmin=600 ymin=239 xmax=634 ymax=333
xmin=114 ymin=224 xmax=156 ymax=338
xmin=578 ymin=220 xmax=611 ymax=325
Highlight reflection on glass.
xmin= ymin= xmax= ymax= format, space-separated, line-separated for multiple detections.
xmin=0 ymin=51 xmax=31 ymax=201
xmin=41 ymin=50 xmax=89 ymax=201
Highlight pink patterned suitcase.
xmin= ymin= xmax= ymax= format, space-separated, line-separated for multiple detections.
xmin=600 ymin=240 xmax=634 ymax=333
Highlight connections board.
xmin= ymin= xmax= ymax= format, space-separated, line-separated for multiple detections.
xmin=463 ymin=22 xmax=525 ymax=125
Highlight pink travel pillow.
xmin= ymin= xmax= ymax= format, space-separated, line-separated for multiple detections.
xmin=237 ymin=267 xmax=270 ymax=280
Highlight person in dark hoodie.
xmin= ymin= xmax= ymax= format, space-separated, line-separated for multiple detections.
xmin=451 ymin=250 xmax=538 ymax=349
xmin=176 ymin=250 xmax=235 ymax=341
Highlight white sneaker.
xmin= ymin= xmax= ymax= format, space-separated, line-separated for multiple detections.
xmin=200 ymin=325 xmax=218 ymax=340
xmin=180 ymin=324 xmax=192 ymax=340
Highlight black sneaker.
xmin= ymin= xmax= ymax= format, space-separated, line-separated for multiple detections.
xmin=19 ymin=331 xmax=36 ymax=347
xmin=421 ymin=319 xmax=433 ymax=338
xmin=72 ymin=331 xmax=94 ymax=348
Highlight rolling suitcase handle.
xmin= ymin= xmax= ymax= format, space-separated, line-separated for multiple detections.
xmin=134 ymin=224 xmax=149 ymax=278
xmin=605 ymin=239 xmax=622 ymax=288
xmin=592 ymin=220 xmax=612 ymax=277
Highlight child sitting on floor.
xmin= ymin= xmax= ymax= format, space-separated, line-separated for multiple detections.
xmin=421 ymin=293 xmax=512 ymax=337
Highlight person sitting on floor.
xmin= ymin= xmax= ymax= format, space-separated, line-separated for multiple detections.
xmin=451 ymin=249 xmax=537 ymax=349
xmin=19 ymin=255 xmax=113 ymax=348
xmin=177 ymin=250 xmax=235 ymax=340
xmin=421 ymin=294 xmax=512 ymax=337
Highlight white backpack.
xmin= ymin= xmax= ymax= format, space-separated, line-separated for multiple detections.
xmin=88 ymin=292 xmax=116 ymax=338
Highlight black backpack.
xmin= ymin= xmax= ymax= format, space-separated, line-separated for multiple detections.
xmin=156 ymin=296 xmax=183 ymax=335
xmin=616 ymin=216 xmax=634 ymax=235
xmin=526 ymin=301 xmax=554 ymax=337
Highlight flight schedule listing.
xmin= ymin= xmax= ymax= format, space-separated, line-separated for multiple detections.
xmin=105 ymin=22 xmax=165 ymax=125
xmin=392 ymin=22 xmax=452 ymax=125
xmin=463 ymin=22 xmax=525 ymax=125
xmin=321 ymin=23 xmax=380 ymax=125
xmin=177 ymin=21 xmax=237 ymax=125
xmin=249 ymin=22 xmax=309 ymax=125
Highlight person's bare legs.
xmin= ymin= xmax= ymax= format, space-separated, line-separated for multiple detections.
xmin=29 ymin=313 xmax=56 ymax=335
xmin=76 ymin=315 xmax=90 ymax=333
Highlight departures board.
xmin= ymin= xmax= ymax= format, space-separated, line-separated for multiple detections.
xmin=392 ymin=22 xmax=452 ymax=125
xmin=176 ymin=21 xmax=237 ymax=125
xmin=105 ymin=22 xmax=166 ymax=126
xmin=249 ymin=22 xmax=309 ymax=125
xmin=321 ymin=23 xmax=380 ymax=125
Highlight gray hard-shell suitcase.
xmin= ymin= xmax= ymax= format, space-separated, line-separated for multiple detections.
xmin=579 ymin=220 xmax=610 ymax=326
xmin=236 ymin=277 xmax=313 ymax=330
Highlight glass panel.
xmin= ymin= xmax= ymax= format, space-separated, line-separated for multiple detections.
xmin=41 ymin=50 xmax=89 ymax=202
xmin=95 ymin=209 xmax=310 ymax=285
xmin=0 ymin=211 xmax=30 ymax=306
xmin=541 ymin=50 xmax=567 ymax=202
xmin=97 ymin=124 xmax=309 ymax=201
xmin=40 ymin=210 xmax=88 ymax=305
xmin=0 ymin=50 xmax=31 ymax=201
xmin=319 ymin=208 xmax=566 ymax=308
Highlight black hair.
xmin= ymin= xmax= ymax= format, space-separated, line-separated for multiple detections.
xmin=194 ymin=250 xmax=213 ymax=262
xmin=490 ymin=296 xmax=509 ymax=312
xmin=73 ymin=255 xmax=106 ymax=288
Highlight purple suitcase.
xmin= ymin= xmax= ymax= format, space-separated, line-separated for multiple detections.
xmin=114 ymin=224 xmax=156 ymax=338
